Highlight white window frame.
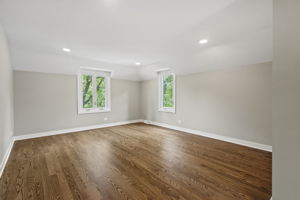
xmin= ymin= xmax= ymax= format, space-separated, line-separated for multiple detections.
xmin=158 ymin=71 xmax=176 ymax=113
xmin=77 ymin=68 xmax=111 ymax=114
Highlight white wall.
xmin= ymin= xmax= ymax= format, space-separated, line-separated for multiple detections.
xmin=141 ymin=62 xmax=272 ymax=145
xmin=13 ymin=71 xmax=141 ymax=136
xmin=273 ymin=0 xmax=300 ymax=199
xmin=0 ymin=25 xmax=14 ymax=173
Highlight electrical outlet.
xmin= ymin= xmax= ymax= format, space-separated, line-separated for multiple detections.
xmin=104 ymin=117 xmax=108 ymax=121
xmin=178 ymin=120 xmax=182 ymax=124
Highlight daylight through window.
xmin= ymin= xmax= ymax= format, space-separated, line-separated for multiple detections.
xmin=78 ymin=69 xmax=111 ymax=114
xmin=158 ymin=71 xmax=175 ymax=113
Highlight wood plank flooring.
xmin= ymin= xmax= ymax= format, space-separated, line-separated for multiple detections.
xmin=0 ymin=123 xmax=272 ymax=200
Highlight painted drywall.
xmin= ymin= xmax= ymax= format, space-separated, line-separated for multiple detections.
xmin=273 ymin=0 xmax=300 ymax=199
xmin=13 ymin=71 xmax=141 ymax=136
xmin=0 ymin=25 xmax=14 ymax=168
xmin=141 ymin=62 xmax=272 ymax=145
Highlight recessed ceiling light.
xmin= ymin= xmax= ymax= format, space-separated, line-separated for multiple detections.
xmin=199 ymin=39 xmax=208 ymax=44
xmin=135 ymin=62 xmax=141 ymax=66
xmin=62 ymin=48 xmax=71 ymax=52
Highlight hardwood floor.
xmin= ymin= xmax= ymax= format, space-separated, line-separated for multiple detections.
xmin=0 ymin=123 xmax=272 ymax=200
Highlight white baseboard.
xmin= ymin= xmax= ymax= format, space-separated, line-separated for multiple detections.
xmin=15 ymin=119 xmax=272 ymax=152
xmin=144 ymin=120 xmax=272 ymax=152
xmin=14 ymin=119 xmax=143 ymax=141
xmin=0 ymin=137 xmax=15 ymax=178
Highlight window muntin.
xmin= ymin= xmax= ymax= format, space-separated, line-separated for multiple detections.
xmin=78 ymin=70 xmax=111 ymax=114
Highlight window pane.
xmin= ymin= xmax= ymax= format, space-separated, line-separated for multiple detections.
xmin=163 ymin=75 xmax=173 ymax=108
xmin=82 ymin=75 xmax=93 ymax=108
xmin=96 ymin=77 xmax=106 ymax=108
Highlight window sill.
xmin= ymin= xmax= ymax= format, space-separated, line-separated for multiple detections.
xmin=158 ymin=108 xmax=176 ymax=113
xmin=78 ymin=108 xmax=111 ymax=114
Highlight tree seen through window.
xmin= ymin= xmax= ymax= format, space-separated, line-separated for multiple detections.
xmin=96 ymin=77 xmax=105 ymax=108
xmin=163 ymin=75 xmax=173 ymax=108
xmin=82 ymin=75 xmax=93 ymax=108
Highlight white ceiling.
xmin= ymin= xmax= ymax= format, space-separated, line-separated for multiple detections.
xmin=0 ymin=0 xmax=272 ymax=81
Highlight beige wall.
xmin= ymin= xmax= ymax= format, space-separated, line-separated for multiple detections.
xmin=0 ymin=25 xmax=14 ymax=168
xmin=13 ymin=71 xmax=141 ymax=136
xmin=273 ymin=0 xmax=300 ymax=199
xmin=141 ymin=62 xmax=272 ymax=145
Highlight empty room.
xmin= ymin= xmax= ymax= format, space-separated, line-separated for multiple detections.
xmin=1 ymin=0 xmax=300 ymax=199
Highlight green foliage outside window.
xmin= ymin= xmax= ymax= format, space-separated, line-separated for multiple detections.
xmin=82 ymin=75 xmax=93 ymax=108
xmin=163 ymin=75 xmax=173 ymax=108
xmin=96 ymin=77 xmax=106 ymax=108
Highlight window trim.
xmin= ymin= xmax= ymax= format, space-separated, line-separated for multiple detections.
xmin=158 ymin=72 xmax=176 ymax=113
xmin=77 ymin=69 xmax=111 ymax=114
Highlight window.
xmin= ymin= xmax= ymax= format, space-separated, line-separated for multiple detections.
xmin=158 ymin=71 xmax=176 ymax=113
xmin=78 ymin=69 xmax=111 ymax=114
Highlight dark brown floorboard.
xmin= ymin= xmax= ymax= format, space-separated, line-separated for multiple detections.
xmin=0 ymin=123 xmax=272 ymax=200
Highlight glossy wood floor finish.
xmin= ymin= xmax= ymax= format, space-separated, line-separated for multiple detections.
xmin=0 ymin=123 xmax=272 ymax=200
